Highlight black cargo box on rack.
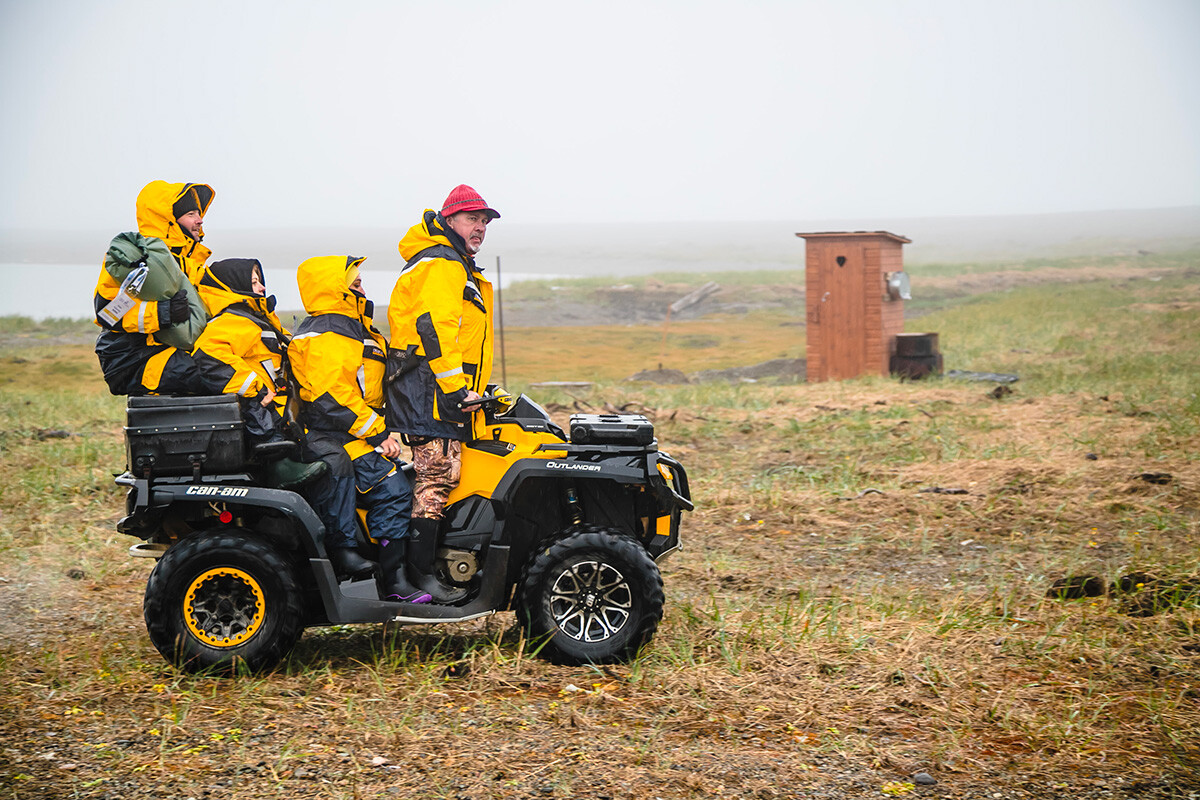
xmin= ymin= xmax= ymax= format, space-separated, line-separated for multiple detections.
xmin=125 ymin=395 xmax=245 ymax=477
xmin=568 ymin=413 xmax=655 ymax=446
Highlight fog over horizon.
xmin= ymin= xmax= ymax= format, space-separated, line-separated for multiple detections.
xmin=3 ymin=206 xmax=1200 ymax=279
xmin=2 ymin=0 xmax=1198 ymax=249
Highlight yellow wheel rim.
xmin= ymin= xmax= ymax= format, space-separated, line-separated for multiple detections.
xmin=183 ymin=567 xmax=266 ymax=648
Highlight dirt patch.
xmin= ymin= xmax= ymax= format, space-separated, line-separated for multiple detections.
xmin=630 ymin=358 xmax=807 ymax=384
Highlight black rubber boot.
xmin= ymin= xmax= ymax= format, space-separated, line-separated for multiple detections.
xmin=408 ymin=517 xmax=468 ymax=604
xmin=377 ymin=539 xmax=432 ymax=603
xmin=328 ymin=546 xmax=376 ymax=580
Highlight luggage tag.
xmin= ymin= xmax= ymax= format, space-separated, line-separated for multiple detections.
xmin=98 ymin=265 xmax=150 ymax=327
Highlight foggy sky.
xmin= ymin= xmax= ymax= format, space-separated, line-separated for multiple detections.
xmin=1 ymin=0 xmax=1198 ymax=233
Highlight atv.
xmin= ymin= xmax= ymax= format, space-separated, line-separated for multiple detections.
xmin=115 ymin=392 xmax=692 ymax=673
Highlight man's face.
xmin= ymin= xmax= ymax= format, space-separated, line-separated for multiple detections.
xmin=177 ymin=210 xmax=204 ymax=240
xmin=446 ymin=210 xmax=490 ymax=255
xmin=349 ymin=275 xmax=363 ymax=294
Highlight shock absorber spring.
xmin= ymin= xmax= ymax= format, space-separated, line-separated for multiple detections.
xmin=564 ymin=484 xmax=584 ymax=525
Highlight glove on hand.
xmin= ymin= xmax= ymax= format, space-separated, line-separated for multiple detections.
xmin=168 ymin=289 xmax=190 ymax=324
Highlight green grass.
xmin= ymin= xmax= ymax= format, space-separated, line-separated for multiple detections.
xmin=0 ymin=315 xmax=97 ymax=335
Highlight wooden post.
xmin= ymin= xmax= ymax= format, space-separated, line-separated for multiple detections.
xmin=495 ymin=256 xmax=507 ymax=387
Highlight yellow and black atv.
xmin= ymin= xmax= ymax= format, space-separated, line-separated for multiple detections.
xmin=116 ymin=393 xmax=691 ymax=673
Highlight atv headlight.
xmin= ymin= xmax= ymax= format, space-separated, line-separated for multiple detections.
xmin=656 ymin=462 xmax=674 ymax=482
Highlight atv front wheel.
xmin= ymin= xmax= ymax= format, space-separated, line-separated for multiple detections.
xmin=519 ymin=526 xmax=664 ymax=665
xmin=144 ymin=530 xmax=304 ymax=674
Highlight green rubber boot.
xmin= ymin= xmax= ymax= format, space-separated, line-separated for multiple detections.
xmin=265 ymin=457 xmax=328 ymax=490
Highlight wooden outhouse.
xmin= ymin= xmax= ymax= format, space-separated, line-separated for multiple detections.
xmin=796 ymin=231 xmax=911 ymax=382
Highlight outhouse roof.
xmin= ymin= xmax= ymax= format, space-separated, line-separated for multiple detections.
xmin=794 ymin=231 xmax=912 ymax=244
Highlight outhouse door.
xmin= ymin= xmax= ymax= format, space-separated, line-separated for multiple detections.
xmin=810 ymin=243 xmax=868 ymax=380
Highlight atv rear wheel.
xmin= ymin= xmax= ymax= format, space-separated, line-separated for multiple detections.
xmin=144 ymin=530 xmax=304 ymax=675
xmin=519 ymin=526 xmax=664 ymax=665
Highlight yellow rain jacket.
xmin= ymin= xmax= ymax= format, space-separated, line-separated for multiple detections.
xmin=290 ymin=256 xmax=390 ymax=459
xmin=93 ymin=181 xmax=215 ymax=338
xmin=192 ymin=259 xmax=290 ymax=403
xmin=386 ymin=210 xmax=493 ymax=441
xmin=92 ymin=181 xmax=215 ymax=395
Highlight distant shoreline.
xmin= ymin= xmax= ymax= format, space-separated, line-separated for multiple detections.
xmin=0 ymin=263 xmax=568 ymax=323
xmin=2 ymin=207 xmax=1197 ymax=273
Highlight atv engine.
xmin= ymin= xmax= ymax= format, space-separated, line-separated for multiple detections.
xmin=440 ymin=548 xmax=478 ymax=584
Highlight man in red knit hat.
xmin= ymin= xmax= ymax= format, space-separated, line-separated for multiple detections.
xmin=385 ymin=185 xmax=500 ymax=603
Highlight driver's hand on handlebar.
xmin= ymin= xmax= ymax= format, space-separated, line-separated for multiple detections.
xmin=378 ymin=433 xmax=403 ymax=459
xmin=259 ymin=387 xmax=277 ymax=407
xmin=459 ymin=390 xmax=484 ymax=410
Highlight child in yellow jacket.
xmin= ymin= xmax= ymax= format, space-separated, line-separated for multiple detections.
xmin=289 ymin=255 xmax=429 ymax=600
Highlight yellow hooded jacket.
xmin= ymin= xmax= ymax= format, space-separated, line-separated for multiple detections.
xmin=92 ymin=181 xmax=215 ymax=340
xmin=192 ymin=259 xmax=290 ymax=402
xmin=386 ymin=210 xmax=493 ymax=441
xmin=290 ymin=256 xmax=390 ymax=459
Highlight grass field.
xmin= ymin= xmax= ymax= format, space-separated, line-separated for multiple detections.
xmin=0 ymin=252 xmax=1198 ymax=799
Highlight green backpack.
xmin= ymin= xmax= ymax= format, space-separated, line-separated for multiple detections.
xmin=104 ymin=231 xmax=207 ymax=351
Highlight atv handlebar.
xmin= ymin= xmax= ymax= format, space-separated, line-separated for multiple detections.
xmin=458 ymin=393 xmax=495 ymax=410
xmin=459 ymin=393 xmax=512 ymax=412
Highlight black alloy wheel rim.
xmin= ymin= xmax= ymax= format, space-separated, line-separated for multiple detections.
xmin=548 ymin=559 xmax=633 ymax=642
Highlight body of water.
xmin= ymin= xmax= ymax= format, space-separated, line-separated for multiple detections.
xmin=0 ymin=263 xmax=564 ymax=322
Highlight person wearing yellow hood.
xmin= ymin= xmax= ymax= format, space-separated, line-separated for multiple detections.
xmin=191 ymin=258 xmax=323 ymax=490
xmin=193 ymin=258 xmax=286 ymax=413
xmin=385 ymin=185 xmax=499 ymax=604
xmin=290 ymin=256 xmax=430 ymax=601
xmin=93 ymin=180 xmax=215 ymax=395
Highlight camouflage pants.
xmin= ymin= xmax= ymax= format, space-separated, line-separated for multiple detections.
xmin=409 ymin=438 xmax=461 ymax=520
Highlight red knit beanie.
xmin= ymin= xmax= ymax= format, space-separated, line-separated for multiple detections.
xmin=440 ymin=185 xmax=500 ymax=220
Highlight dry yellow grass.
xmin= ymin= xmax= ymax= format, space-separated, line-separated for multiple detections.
xmin=498 ymin=312 xmax=805 ymax=384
